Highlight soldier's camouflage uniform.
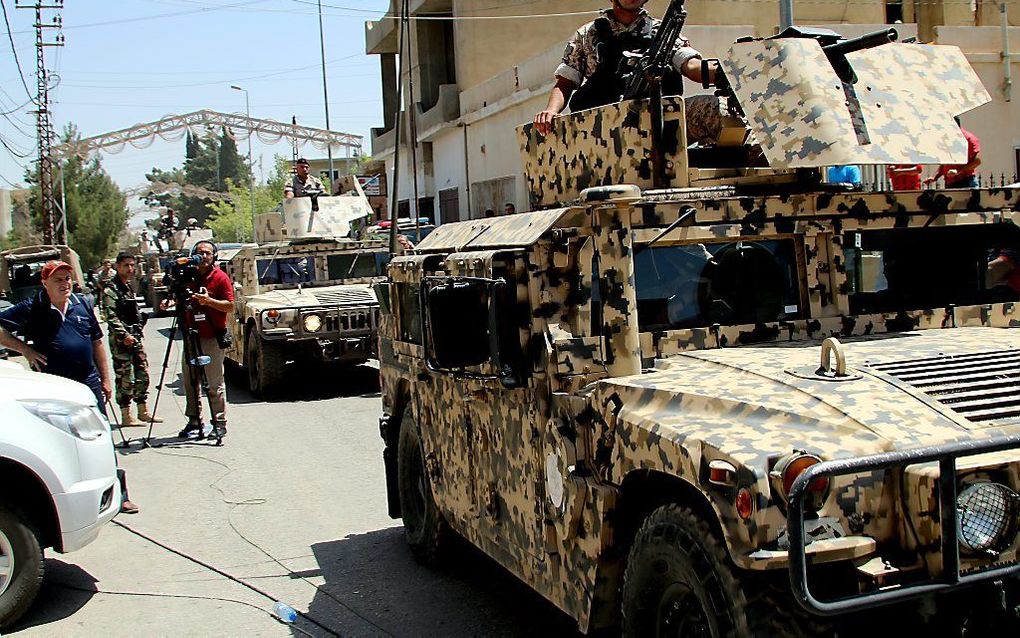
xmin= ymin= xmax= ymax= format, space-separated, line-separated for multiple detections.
xmin=101 ymin=276 xmax=150 ymax=408
xmin=555 ymin=7 xmax=720 ymax=144
xmin=284 ymin=173 xmax=325 ymax=198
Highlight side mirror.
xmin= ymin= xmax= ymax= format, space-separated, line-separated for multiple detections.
xmin=373 ymin=281 xmax=392 ymax=314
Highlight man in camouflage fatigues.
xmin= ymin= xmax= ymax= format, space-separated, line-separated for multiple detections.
xmin=101 ymin=252 xmax=162 ymax=427
xmin=533 ymin=0 xmax=723 ymax=145
xmin=284 ymin=157 xmax=325 ymax=199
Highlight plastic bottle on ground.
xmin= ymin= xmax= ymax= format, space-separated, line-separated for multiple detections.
xmin=272 ymin=601 xmax=297 ymax=623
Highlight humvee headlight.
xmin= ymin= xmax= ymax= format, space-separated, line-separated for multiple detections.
xmin=770 ymin=452 xmax=829 ymax=512
xmin=957 ymin=483 xmax=1020 ymax=553
xmin=303 ymin=313 xmax=323 ymax=333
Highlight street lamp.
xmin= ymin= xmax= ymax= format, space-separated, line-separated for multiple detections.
xmin=230 ymin=84 xmax=256 ymax=239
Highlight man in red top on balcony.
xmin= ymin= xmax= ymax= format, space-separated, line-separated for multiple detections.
xmin=162 ymin=240 xmax=235 ymax=439
xmin=925 ymin=117 xmax=982 ymax=189
xmin=887 ymin=164 xmax=922 ymax=191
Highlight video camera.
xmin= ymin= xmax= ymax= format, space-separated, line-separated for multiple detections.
xmin=163 ymin=253 xmax=203 ymax=303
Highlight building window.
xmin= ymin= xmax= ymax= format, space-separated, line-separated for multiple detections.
xmin=471 ymin=176 xmax=516 ymax=220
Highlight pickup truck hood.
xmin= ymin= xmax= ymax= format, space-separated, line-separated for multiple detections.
xmin=604 ymin=327 xmax=1020 ymax=467
xmin=0 ymin=362 xmax=96 ymax=406
xmin=249 ymin=283 xmax=377 ymax=309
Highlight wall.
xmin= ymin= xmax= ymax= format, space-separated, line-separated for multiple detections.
xmin=0 ymin=189 xmax=12 ymax=237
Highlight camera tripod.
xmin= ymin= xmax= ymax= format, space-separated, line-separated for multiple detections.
xmin=140 ymin=295 xmax=224 ymax=448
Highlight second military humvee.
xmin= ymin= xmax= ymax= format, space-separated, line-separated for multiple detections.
xmin=376 ymin=23 xmax=1020 ymax=636
xmin=223 ymin=191 xmax=386 ymax=396
xmin=1 ymin=245 xmax=85 ymax=304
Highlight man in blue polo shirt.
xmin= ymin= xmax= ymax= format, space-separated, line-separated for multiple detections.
xmin=0 ymin=260 xmax=139 ymax=514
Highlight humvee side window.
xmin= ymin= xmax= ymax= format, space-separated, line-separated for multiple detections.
xmin=634 ymin=239 xmax=803 ymax=331
xmin=846 ymin=225 xmax=1020 ymax=314
xmin=9 ymin=261 xmax=44 ymax=289
xmin=395 ymin=282 xmax=422 ymax=344
xmin=327 ymin=253 xmax=385 ymax=280
xmin=426 ymin=280 xmax=491 ymax=369
xmin=257 ymin=256 xmax=315 ymax=285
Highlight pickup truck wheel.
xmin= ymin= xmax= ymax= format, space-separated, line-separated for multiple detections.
xmin=623 ymin=504 xmax=825 ymax=638
xmin=397 ymin=409 xmax=449 ymax=565
xmin=0 ymin=505 xmax=43 ymax=630
xmin=246 ymin=332 xmax=284 ymax=397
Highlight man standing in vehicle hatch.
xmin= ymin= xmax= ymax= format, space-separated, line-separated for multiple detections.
xmin=102 ymin=252 xmax=162 ymax=428
xmin=284 ymin=158 xmax=325 ymax=199
xmin=533 ymin=0 xmax=721 ymax=141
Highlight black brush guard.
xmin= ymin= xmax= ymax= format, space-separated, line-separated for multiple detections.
xmin=787 ymin=433 xmax=1020 ymax=615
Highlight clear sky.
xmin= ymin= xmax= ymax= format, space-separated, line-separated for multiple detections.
xmin=0 ymin=0 xmax=391 ymax=216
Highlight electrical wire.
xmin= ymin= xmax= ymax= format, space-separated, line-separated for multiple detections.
xmin=0 ymin=0 xmax=35 ymax=104
xmin=112 ymin=520 xmax=341 ymax=637
xmin=48 ymin=581 xmax=316 ymax=637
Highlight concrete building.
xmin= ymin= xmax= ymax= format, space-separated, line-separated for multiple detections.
xmin=364 ymin=1 xmax=1020 ymax=224
xmin=0 ymin=188 xmax=29 ymax=239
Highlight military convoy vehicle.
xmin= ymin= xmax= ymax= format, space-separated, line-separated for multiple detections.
xmin=375 ymin=24 xmax=1020 ymax=636
xmin=222 ymin=191 xmax=385 ymax=396
xmin=1 ymin=245 xmax=85 ymax=304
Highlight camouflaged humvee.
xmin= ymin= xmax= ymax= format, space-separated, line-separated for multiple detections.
xmin=376 ymin=26 xmax=1020 ymax=636
xmin=1 ymin=245 xmax=85 ymax=304
xmin=222 ymin=193 xmax=383 ymax=396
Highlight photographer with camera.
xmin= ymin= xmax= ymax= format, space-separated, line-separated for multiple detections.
xmin=102 ymin=252 xmax=162 ymax=428
xmin=160 ymin=240 xmax=235 ymax=440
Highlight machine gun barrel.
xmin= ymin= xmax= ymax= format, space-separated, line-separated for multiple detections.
xmin=822 ymin=28 xmax=897 ymax=59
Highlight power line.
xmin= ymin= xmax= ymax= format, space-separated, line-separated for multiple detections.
xmin=0 ymin=0 xmax=35 ymax=103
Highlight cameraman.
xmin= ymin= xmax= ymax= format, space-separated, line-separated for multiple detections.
xmin=161 ymin=240 xmax=235 ymax=439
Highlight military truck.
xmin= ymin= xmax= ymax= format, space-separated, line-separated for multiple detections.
xmin=1 ymin=245 xmax=85 ymax=304
xmin=375 ymin=25 xmax=1020 ymax=636
xmin=223 ymin=191 xmax=385 ymax=396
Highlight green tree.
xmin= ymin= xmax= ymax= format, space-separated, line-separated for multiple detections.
xmin=143 ymin=126 xmax=249 ymax=228
xmin=205 ymin=156 xmax=289 ymax=243
xmin=22 ymin=124 xmax=129 ymax=269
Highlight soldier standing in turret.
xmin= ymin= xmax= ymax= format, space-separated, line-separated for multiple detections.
xmin=284 ymin=157 xmax=325 ymax=199
xmin=533 ymin=0 xmax=722 ymax=143
xmin=101 ymin=252 xmax=162 ymax=427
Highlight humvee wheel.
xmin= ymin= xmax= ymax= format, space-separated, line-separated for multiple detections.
xmin=246 ymin=331 xmax=285 ymax=397
xmin=397 ymin=409 xmax=449 ymax=565
xmin=623 ymin=504 xmax=822 ymax=638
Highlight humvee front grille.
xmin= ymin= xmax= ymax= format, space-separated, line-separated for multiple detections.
xmin=324 ymin=308 xmax=376 ymax=334
xmin=868 ymin=349 xmax=1020 ymax=424
xmin=314 ymin=288 xmax=377 ymax=306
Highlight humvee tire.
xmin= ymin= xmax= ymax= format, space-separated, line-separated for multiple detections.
xmin=623 ymin=504 xmax=824 ymax=638
xmin=397 ymin=409 xmax=450 ymax=565
xmin=246 ymin=332 xmax=285 ymax=397
xmin=0 ymin=504 xmax=43 ymax=630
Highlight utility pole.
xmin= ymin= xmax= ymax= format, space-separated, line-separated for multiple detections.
xmin=231 ymin=85 xmax=255 ymax=236
xmin=318 ymin=0 xmax=334 ymax=190
xmin=18 ymin=0 xmax=64 ymax=244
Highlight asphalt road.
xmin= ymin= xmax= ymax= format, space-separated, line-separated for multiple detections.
xmin=8 ymin=316 xmax=579 ymax=637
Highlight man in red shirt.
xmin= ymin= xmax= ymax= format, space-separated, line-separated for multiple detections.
xmin=166 ymin=240 xmax=235 ymax=439
xmin=887 ymin=164 xmax=922 ymax=191
xmin=926 ymin=118 xmax=982 ymax=188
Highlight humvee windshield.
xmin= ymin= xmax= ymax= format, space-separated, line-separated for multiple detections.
xmin=846 ymin=224 xmax=1020 ymax=314
xmin=257 ymin=256 xmax=315 ymax=285
xmin=634 ymin=239 xmax=804 ymax=332
xmin=326 ymin=252 xmax=390 ymax=280
xmin=6 ymin=259 xmax=45 ymax=302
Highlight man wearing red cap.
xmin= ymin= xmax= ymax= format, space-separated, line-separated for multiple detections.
xmin=0 ymin=260 xmax=139 ymax=514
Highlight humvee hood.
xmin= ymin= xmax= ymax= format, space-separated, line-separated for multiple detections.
xmin=248 ymin=283 xmax=376 ymax=308
xmin=603 ymin=327 xmax=1020 ymax=467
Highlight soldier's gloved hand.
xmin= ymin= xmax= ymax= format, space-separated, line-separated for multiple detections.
xmin=123 ymin=335 xmax=137 ymax=347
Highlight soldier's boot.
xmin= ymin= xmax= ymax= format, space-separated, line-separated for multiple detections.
xmin=120 ymin=406 xmax=143 ymax=427
xmin=136 ymin=402 xmax=163 ymax=424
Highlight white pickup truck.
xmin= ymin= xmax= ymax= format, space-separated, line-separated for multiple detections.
xmin=0 ymin=360 xmax=120 ymax=629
